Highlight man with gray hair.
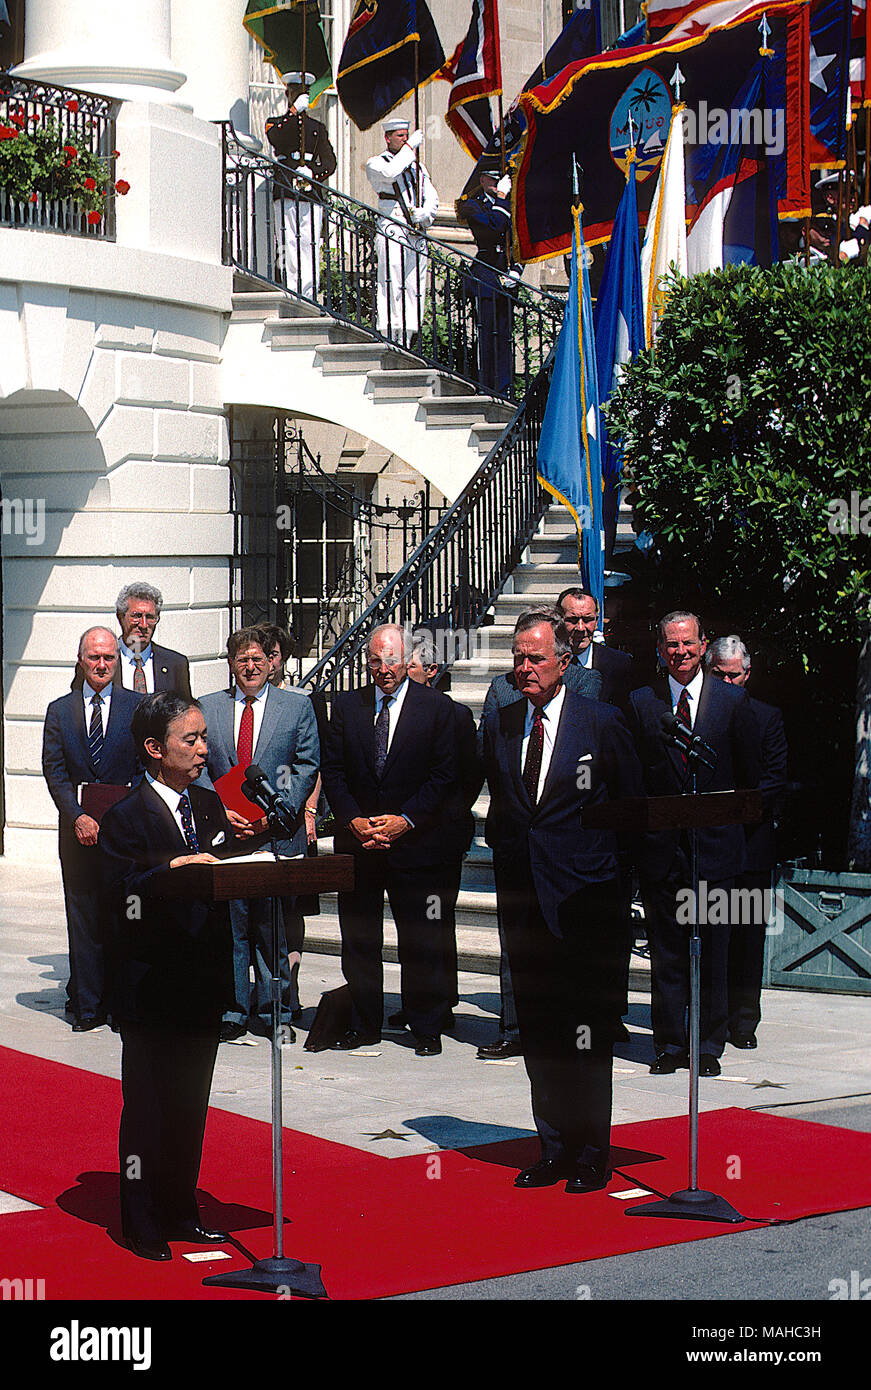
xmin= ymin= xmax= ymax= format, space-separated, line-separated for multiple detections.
xmin=706 ymin=636 xmax=787 ymax=1049
xmin=42 ymin=628 xmax=143 ymax=1029
xmin=322 ymin=622 xmax=458 ymax=1054
xmin=72 ymin=582 xmax=191 ymax=699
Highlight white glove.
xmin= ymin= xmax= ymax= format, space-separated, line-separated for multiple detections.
xmin=411 ymin=207 xmax=428 ymax=227
xmin=407 ymin=129 xmax=424 ymax=150
xmin=839 ymin=237 xmax=860 ymax=261
xmin=291 ymin=93 xmax=310 ymax=113
xmin=496 ymin=175 xmax=512 ymax=198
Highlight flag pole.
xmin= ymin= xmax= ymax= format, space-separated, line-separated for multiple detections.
xmin=300 ymin=0 xmax=307 ymax=162
xmin=866 ymin=106 xmax=870 ymax=206
xmin=497 ymin=90 xmax=512 ymax=265
xmin=413 ymin=21 xmax=421 ymax=203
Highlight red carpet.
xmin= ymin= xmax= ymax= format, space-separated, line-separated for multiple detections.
xmin=2 ymin=1044 xmax=871 ymax=1300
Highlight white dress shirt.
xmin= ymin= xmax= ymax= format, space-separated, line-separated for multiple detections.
xmin=521 ymin=683 xmax=567 ymax=802
xmin=119 ymin=639 xmax=154 ymax=692
xmin=374 ymin=676 xmax=410 ymax=757
xmin=83 ymin=681 xmax=111 ymax=737
xmin=668 ymin=668 xmax=704 ymax=728
xmin=233 ymin=681 xmax=270 ymax=754
xmin=145 ymin=772 xmax=191 ymax=843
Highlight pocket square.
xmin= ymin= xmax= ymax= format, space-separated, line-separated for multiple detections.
xmin=211 ymin=831 xmax=226 ymax=847
xmin=576 ymin=753 xmax=593 ymax=764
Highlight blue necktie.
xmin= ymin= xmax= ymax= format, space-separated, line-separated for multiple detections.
xmin=88 ymin=693 xmax=104 ymax=769
xmin=179 ymin=793 xmax=199 ymax=852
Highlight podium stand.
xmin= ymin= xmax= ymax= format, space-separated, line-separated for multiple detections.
xmin=161 ymin=852 xmax=353 ymax=1296
xmin=583 ymin=788 xmax=761 ymax=1224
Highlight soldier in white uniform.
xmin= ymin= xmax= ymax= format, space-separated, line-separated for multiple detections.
xmin=365 ymin=117 xmax=438 ymax=347
xmin=266 ymin=71 xmax=337 ymax=300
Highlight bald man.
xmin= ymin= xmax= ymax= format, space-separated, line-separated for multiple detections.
xmin=42 ymin=628 xmax=143 ymax=1029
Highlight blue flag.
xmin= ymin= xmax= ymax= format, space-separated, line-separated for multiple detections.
xmin=809 ymin=0 xmax=851 ymax=169
xmin=337 ymin=0 xmax=445 ymax=131
xmin=594 ymin=158 xmax=644 ymax=560
xmin=536 ymin=206 xmax=604 ymax=609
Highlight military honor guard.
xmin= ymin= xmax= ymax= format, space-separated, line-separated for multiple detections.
xmin=459 ymin=159 xmax=519 ymax=397
xmin=266 ymin=71 xmax=337 ymax=300
xmin=365 ymin=117 xmax=438 ymax=346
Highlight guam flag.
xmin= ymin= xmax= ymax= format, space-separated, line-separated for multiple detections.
xmin=512 ymin=1 xmax=810 ymax=261
xmin=441 ymin=0 xmax=502 ymax=161
xmin=337 ymin=0 xmax=445 ymax=130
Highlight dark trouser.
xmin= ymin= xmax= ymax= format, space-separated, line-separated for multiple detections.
xmin=475 ymin=279 xmax=514 ymax=398
xmin=60 ymin=847 xmax=106 ymax=1022
xmin=224 ymin=895 xmax=303 ymax=1031
xmin=727 ymin=869 xmax=771 ymax=1039
xmin=643 ymin=861 xmax=733 ymax=1058
xmin=498 ymin=870 xmax=620 ymax=1171
xmin=338 ymin=856 xmax=456 ymax=1038
xmin=441 ymin=856 xmax=463 ymax=1009
xmin=492 ymin=857 xmax=520 ymax=1042
xmin=119 ymin=1022 xmax=219 ymax=1246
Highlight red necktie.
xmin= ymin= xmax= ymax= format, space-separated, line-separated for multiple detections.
xmin=676 ymin=688 xmax=691 ymax=765
xmin=237 ymin=697 xmax=255 ymax=769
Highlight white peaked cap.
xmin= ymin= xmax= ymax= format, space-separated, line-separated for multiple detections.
xmin=282 ymin=71 xmax=315 ymax=85
xmin=383 ymin=117 xmax=411 ymax=131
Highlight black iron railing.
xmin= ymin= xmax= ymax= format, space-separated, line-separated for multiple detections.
xmin=0 ymin=72 xmax=117 ymax=238
xmin=221 ymin=123 xmax=563 ymax=405
xmin=298 ymin=356 xmax=554 ymax=702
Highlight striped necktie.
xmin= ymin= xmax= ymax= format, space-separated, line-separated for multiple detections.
xmin=676 ymin=688 xmax=692 ymax=765
xmin=88 ymin=692 xmax=104 ymax=768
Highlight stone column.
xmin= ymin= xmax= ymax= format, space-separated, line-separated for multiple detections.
xmin=13 ymin=0 xmax=187 ymax=104
xmin=170 ymin=0 xmax=251 ymax=133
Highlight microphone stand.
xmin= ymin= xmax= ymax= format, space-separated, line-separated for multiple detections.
xmin=204 ymin=803 xmax=327 ymax=1297
xmin=628 ymin=727 xmax=745 ymax=1225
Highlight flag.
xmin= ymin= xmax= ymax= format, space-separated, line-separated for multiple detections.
xmin=641 ymin=103 xmax=688 ymax=346
xmin=337 ymin=0 xmax=445 ymax=130
xmin=536 ymin=204 xmax=604 ymax=606
xmin=441 ymin=0 xmax=502 ymax=161
xmin=512 ymin=2 xmax=810 ymax=261
xmin=594 ymin=157 xmax=645 ymax=561
xmin=808 ymin=0 xmax=851 ymax=166
xmin=647 ymin=0 xmax=721 ymax=40
xmin=617 ymin=20 xmax=647 ymax=47
xmin=244 ymin=1 xmax=333 ymax=105
xmin=850 ymin=0 xmax=870 ymax=109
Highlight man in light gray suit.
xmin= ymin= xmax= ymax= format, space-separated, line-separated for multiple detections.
xmin=199 ymin=627 xmax=319 ymax=1042
xmin=476 ymin=605 xmax=602 ymax=1061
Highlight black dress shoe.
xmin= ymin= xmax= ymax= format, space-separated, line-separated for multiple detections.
xmin=414 ymin=1034 xmax=442 ymax=1056
xmin=477 ymin=1039 xmax=522 ymax=1060
xmin=123 ymin=1236 xmax=171 ymax=1261
xmin=248 ymin=1018 xmax=296 ymax=1043
xmin=290 ymin=1008 xmax=304 ymax=1024
xmin=730 ymin=1033 xmax=757 ymax=1049
xmin=565 ymin=1165 xmax=610 ymax=1194
xmin=699 ymin=1054 xmax=721 ymax=1076
xmin=332 ymin=1029 xmax=381 ymax=1050
xmin=166 ymin=1223 xmax=229 ymax=1244
xmin=514 ymin=1158 xmax=571 ymax=1188
xmin=72 ymin=1015 xmax=106 ymax=1032
xmin=219 ymin=1021 xmax=246 ymax=1042
xmin=387 ymin=1010 xmax=408 ymax=1028
xmin=649 ymin=1051 xmax=688 ymax=1074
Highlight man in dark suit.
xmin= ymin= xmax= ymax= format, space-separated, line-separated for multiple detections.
xmin=42 ymin=627 xmax=142 ymax=1029
xmin=482 ymin=611 xmax=644 ymax=1193
xmin=99 ymin=693 xmax=236 ymax=1261
xmin=477 ymin=605 xmax=602 ymax=1060
xmin=557 ymin=586 xmax=634 ymax=712
xmin=71 ymin=581 xmax=192 ymax=698
xmin=629 ymin=612 xmax=762 ymax=1077
xmin=706 ymin=636 xmax=787 ymax=1050
xmin=321 ymin=623 xmax=458 ymax=1056
xmin=198 ymin=628 xmax=319 ymax=1042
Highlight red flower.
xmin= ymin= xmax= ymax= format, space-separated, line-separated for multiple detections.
xmin=86 ymin=210 xmax=102 ymax=225
xmin=10 ymin=107 xmax=25 ymax=127
xmin=30 ymin=193 xmax=38 ymax=203
xmin=112 ymin=149 xmax=120 ymax=158
xmin=84 ymin=177 xmax=96 ymax=191
xmin=63 ymin=144 xmax=78 ymax=159
xmin=114 ymin=179 xmax=130 ymax=195
xmin=65 ymin=99 xmax=79 ymax=113
xmin=0 ymin=126 xmax=19 ymax=140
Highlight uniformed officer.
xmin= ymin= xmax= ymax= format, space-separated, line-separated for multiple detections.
xmin=459 ymin=158 xmax=520 ymax=397
xmin=266 ymin=70 xmax=337 ymax=299
xmin=365 ymin=117 xmax=438 ymax=347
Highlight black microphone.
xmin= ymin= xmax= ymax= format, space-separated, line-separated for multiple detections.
xmin=242 ymin=763 xmax=298 ymax=837
xmin=660 ymin=711 xmax=691 ymax=746
xmin=659 ymin=712 xmax=717 ymax=771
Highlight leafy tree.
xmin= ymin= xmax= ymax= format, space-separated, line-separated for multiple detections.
xmin=607 ymin=262 xmax=871 ymax=866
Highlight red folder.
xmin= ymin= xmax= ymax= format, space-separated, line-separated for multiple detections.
xmin=212 ymin=763 xmax=264 ymax=823
xmin=79 ymin=783 xmax=131 ymax=823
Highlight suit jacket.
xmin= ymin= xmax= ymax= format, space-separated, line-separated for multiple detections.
xmin=744 ymin=696 xmax=787 ymax=874
xmin=590 ymin=643 xmax=635 ymax=712
xmin=42 ymin=687 xmax=143 ymax=868
xmin=99 ymin=780 xmax=235 ymax=1028
xmin=482 ymin=689 xmax=645 ymax=937
xmin=198 ymin=685 xmax=320 ymax=858
xmin=629 ymin=675 xmax=763 ymax=884
xmin=444 ymin=695 xmax=484 ymax=857
xmin=321 ymin=678 xmax=458 ymax=869
xmin=71 ymin=642 xmax=192 ymax=700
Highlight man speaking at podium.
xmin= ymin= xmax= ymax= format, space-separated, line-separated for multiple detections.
xmin=99 ymin=692 xmax=237 ymax=1262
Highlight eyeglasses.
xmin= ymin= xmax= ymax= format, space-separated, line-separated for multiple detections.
xmin=368 ymin=657 xmax=403 ymax=670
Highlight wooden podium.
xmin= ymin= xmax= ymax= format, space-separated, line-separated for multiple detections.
xmin=583 ymin=789 xmax=762 ymax=1225
xmin=162 ymin=851 xmax=354 ymax=1297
